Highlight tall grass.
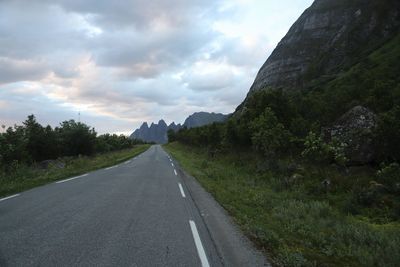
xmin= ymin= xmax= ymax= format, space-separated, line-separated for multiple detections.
xmin=164 ymin=142 xmax=400 ymax=267
xmin=0 ymin=144 xmax=150 ymax=197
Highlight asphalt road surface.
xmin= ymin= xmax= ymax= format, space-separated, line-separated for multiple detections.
xmin=0 ymin=145 xmax=268 ymax=266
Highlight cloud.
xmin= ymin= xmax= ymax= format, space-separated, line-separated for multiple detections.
xmin=0 ymin=0 xmax=314 ymax=134
xmin=0 ymin=58 xmax=49 ymax=84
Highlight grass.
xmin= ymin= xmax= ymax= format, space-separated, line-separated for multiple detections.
xmin=0 ymin=144 xmax=150 ymax=198
xmin=164 ymin=142 xmax=400 ymax=267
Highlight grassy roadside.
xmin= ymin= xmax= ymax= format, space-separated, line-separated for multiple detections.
xmin=164 ymin=142 xmax=400 ymax=267
xmin=0 ymin=144 xmax=150 ymax=198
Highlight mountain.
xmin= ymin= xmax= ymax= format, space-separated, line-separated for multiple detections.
xmin=130 ymin=112 xmax=228 ymax=144
xmin=233 ymin=0 xmax=400 ymax=163
xmin=248 ymin=0 xmax=400 ymax=93
xmin=183 ymin=112 xmax=228 ymax=128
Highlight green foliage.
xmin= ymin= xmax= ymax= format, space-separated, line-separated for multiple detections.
xmin=171 ymin=34 xmax=400 ymax=168
xmin=0 ymin=115 xmax=145 ymax=171
xmin=302 ymin=132 xmax=348 ymax=166
xmin=250 ymin=108 xmax=292 ymax=157
xmin=57 ymin=120 xmax=97 ymax=156
xmin=0 ymin=145 xmax=150 ymax=198
xmin=376 ymin=163 xmax=400 ymax=190
xmin=164 ymin=142 xmax=400 ymax=267
xmin=167 ymin=129 xmax=177 ymax=143
xmin=374 ymin=106 xmax=400 ymax=162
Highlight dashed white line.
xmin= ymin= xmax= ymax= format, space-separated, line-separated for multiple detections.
xmin=171 ymin=162 xmax=174 ymax=167
xmin=124 ymin=160 xmax=131 ymax=164
xmin=178 ymin=183 xmax=186 ymax=198
xmin=174 ymin=169 xmax=177 ymax=176
xmin=56 ymin=174 xmax=88 ymax=184
xmin=0 ymin=194 xmax=20 ymax=202
xmin=189 ymin=220 xmax=210 ymax=267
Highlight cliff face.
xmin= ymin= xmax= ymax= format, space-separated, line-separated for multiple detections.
xmin=130 ymin=112 xmax=228 ymax=144
xmin=183 ymin=112 xmax=228 ymax=129
xmin=249 ymin=0 xmax=400 ymax=92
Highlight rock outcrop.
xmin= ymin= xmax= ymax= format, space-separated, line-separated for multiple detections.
xmin=183 ymin=112 xmax=228 ymax=129
xmin=323 ymin=106 xmax=377 ymax=164
xmin=249 ymin=0 xmax=400 ymax=92
xmin=130 ymin=112 xmax=228 ymax=144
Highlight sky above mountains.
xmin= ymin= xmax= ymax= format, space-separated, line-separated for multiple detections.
xmin=0 ymin=0 xmax=313 ymax=134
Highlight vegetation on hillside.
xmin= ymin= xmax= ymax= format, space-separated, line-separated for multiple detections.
xmin=165 ymin=142 xmax=400 ymax=267
xmin=166 ymin=34 xmax=400 ymax=266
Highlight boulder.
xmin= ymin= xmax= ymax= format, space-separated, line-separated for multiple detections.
xmin=323 ymin=105 xmax=377 ymax=164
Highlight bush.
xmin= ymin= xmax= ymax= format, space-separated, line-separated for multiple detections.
xmin=250 ymin=108 xmax=292 ymax=158
xmin=377 ymin=163 xmax=400 ymax=190
xmin=302 ymin=131 xmax=348 ymax=166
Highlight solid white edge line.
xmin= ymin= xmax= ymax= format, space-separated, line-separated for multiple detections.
xmin=174 ymin=169 xmax=177 ymax=176
xmin=178 ymin=183 xmax=186 ymax=198
xmin=0 ymin=194 xmax=20 ymax=202
xmin=189 ymin=220 xmax=210 ymax=267
xmin=56 ymin=174 xmax=88 ymax=184
xmin=105 ymin=165 xmax=118 ymax=170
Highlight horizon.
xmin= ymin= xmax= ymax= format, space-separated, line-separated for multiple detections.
xmin=0 ymin=0 xmax=313 ymax=135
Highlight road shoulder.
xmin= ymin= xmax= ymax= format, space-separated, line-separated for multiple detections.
xmin=176 ymin=165 xmax=270 ymax=267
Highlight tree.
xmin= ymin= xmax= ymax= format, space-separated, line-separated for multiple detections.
xmin=57 ymin=120 xmax=97 ymax=156
xmin=374 ymin=106 xmax=400 ymax=162
xmin=250 ymin=108 xmax=291 ymax=158
xmin=23 ymin=115 xmax=48 ymax=161
xmin=167 ymin=129 xmax=177 ymax=143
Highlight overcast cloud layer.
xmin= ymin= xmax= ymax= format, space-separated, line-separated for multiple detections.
xmin=0 ymin=0 xmax=313 ymax=134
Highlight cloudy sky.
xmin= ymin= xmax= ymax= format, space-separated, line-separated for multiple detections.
xmin=0 ymin=0 xmax=313 ymax=134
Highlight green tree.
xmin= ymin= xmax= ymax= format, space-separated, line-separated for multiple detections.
xmin=250 ymin=108 xmax=291 ymax=158
xmin=374 ymin=106 xmax=400 ymax=162
xmin=57 ymin=120 xmax=97 ymax=156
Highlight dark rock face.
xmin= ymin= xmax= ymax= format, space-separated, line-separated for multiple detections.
xmin=130 ymin=112 xmax=228 ymax=144
xmin=323 ymin=106 xmax=377 ymax=164
xmin=249 ymin=0 xmax=400 ymax=92
xmin=183 ymin=112 xmax=228 ymax=129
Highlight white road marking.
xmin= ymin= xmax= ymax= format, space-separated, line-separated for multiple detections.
xmin=178 ymin=183 xmax=186 ymax=198
xmin=0 ymin=194 xmax=20 ymax=202
xmin=171 ymin=163 xmax=174 ymax=167
xmin=189 ymin=220 xmax=210 ymax=267
xmin=124 ymin=160 xmax=131 ymax=164
xmin=105 ymin=165 xmax=118 ymax=170
xmin=56 ymin=174 xmax=88 ymax=184
xmin=169 ymin=158 xmax=172 ymax=162
xmin=174 ymin=169 xmax=177 ymax=176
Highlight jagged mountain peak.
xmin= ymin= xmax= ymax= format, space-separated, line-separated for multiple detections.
xmin=130 ymin=112 xmax=229 ymax=144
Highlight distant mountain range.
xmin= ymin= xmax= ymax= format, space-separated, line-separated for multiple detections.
xmin=130 ymin=112 xmax=229 ymax=144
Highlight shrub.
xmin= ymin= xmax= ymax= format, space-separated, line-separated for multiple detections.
xmin=250 ymin=108 xmax=292 ymax=158
xmin=302 ymin=131 xmax=348 ymax=166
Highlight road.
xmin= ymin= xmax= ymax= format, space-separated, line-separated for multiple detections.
xmin=0 ymin=145 xmax=268 ymax=266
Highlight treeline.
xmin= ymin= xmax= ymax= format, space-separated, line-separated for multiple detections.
xmin=0 ymin=115 xmax=145 ymax=168
xmin=170 ymin=86 xmax=399 ymax=164
xmin=168 ymin=33 xmax=400 ymax=165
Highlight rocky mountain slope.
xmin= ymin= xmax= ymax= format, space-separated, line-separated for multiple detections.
xmin=183 ymin=112 xmax=228 ymax=129
xmin=248 ymin=0 xmax=400 ymax=93
xmin=131 ymin=112 xmax=228 ymax=144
